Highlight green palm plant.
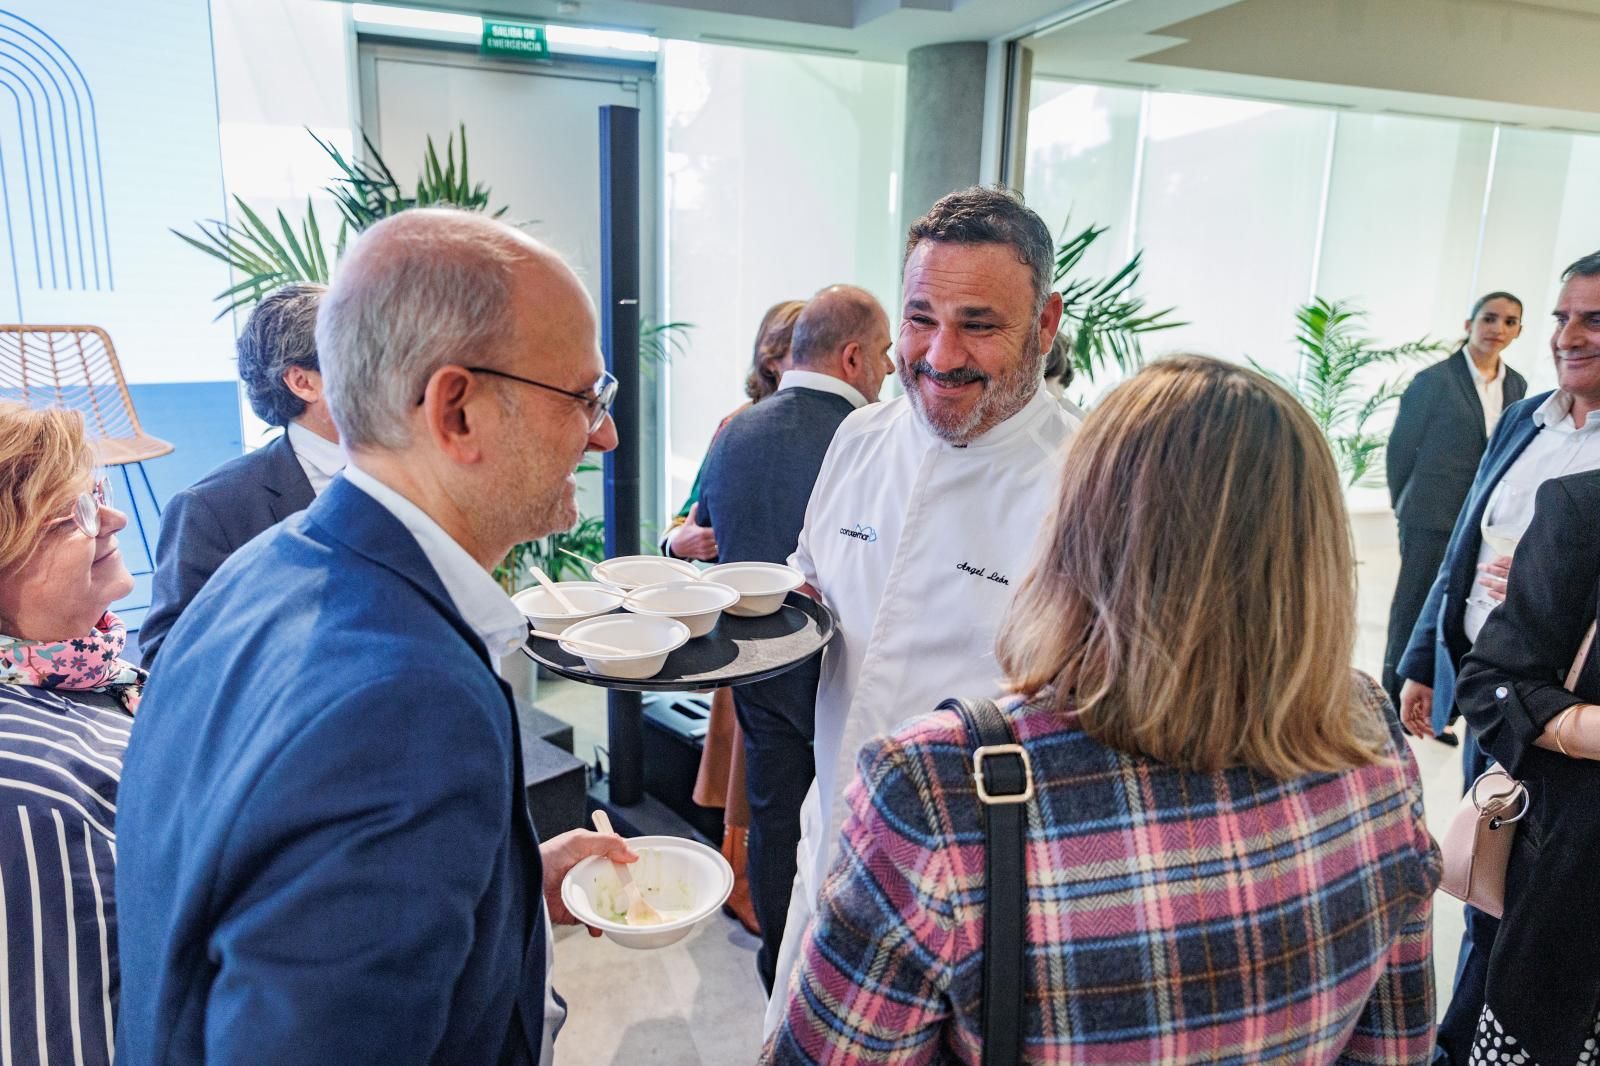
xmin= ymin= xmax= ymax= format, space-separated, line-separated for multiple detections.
xmin=175 ymin=125 xmax=503 ymax=318
xmin=1053 ymin=219 xmax=1183 ymax=383
xmin=1253 ymin=297 xmax=1445 ymax=487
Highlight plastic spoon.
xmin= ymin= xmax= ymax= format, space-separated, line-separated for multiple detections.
xmin=528 ymin=629 xmax=632 ymax=655
xmin=590 ymin=810 xmax=663 ymax=927
xmin=529 ymin=565 xmax=578 ymax=613
xmin=558 ymin=547 xmax=598 ymax=575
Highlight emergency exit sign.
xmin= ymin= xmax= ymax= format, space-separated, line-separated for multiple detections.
xmin=481 ymin=20 xmax=550 ymax=60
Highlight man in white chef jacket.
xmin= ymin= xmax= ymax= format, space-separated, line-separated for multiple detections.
xmin=764 ymin=186 xmax=1080 ymax=1029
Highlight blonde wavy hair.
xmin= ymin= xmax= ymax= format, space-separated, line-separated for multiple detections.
xmin=0 ymin=403 xmax=93 ymax=576
xmin=998 ymin=355 xmax=1387 ymax=778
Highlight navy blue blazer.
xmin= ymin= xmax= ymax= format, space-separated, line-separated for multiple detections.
xmin=1397 ymin=390 xmax=1552 ymax=734
xmin=116 ymin=477 xmax=546 ymax=1065
xmin=140 ymin=432 xmax=315 ymax=669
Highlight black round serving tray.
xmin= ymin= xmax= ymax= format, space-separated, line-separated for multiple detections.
xmin=521 ymin=591 xmax=836 ymax=692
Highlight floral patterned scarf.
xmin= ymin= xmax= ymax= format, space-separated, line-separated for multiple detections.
xmin=0 ymin=610 xmax=145 ymax=713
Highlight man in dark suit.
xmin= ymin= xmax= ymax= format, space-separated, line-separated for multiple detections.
xmin=1383 ymin=293 xmax=1526 ymax=710
xmin=696 ymin=284 xmax=892 ymax=991
xmin=140 ymin=283 xmax=344 ymax=667
xmin=116 ymin=209 xmax=634 ymax=1064
xmin=1397 ymin=252 xmax=1600 ymax=1065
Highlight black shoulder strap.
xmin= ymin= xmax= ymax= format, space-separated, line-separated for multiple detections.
xmin=939 ymin=697 xmax=1032 ymax=1066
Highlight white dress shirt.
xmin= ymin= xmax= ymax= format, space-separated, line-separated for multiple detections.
xmin=1470 ymin=354 xmax=1509 ymax=437
xmin=763 ymin=385 xmax=1079 ymax=1033
xmin=775 ymin=368 xmax=869 ymax=409
xmin=285 ymin=421 xmax=346 ymax=496
xmin=343 ymin=463 xmax=562 ymax=1065
xmin=1465 ymin=390 xmax=1600 ymax=643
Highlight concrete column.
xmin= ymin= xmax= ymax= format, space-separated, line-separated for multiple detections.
xmin=901 ymin=42 xmax=990 ymax=234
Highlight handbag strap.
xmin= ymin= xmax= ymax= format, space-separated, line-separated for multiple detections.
xmin=1565 ymin=622 xmax=1597 ymax=692
xmin=940 ymin=697 xmax=1033 ymax=1066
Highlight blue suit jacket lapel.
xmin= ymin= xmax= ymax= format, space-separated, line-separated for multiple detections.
xmin=304 ymin=476 xmax=547 ymax=1053
xmin=262 ymin=433 xmax=317 ymax=524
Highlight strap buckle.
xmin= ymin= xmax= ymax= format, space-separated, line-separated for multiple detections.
xmin=973 ymin=743 xmax=1035 ymax=806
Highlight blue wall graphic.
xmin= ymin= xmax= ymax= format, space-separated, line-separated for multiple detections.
xmin=0 ymin=8 xmax=112 ymax=321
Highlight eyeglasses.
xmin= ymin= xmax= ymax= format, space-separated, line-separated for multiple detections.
xmin=53 ymin=476 xmax=113 ymax=538
xmin=465 ymin=367 xmax=618 ymax=434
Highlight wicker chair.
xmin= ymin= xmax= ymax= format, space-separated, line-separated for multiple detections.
xmin=0 ymin=325 xmax=173 ymax=580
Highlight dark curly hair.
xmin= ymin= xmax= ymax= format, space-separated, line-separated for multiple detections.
xmin=904 ymin=185 xmax=1055 ymax=315
xmin=237 ymin=283 xmax=326 ymax=427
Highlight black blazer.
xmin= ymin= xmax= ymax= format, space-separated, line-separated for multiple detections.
xmin=1456 ymin=469 xmax=1600 ymax=1062
xmin=140 ymin=433 xmax=315 ymax=669
xmin=1387 ymin=349 xmax=1528 ymax=533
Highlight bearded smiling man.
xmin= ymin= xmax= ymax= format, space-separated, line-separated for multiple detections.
xmin=762 ymin=186 xmax=1082 ymax=1031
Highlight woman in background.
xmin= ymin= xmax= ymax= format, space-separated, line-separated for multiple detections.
xmin=1385 ymin=292 xmax=1527 ymax=715
xmin=766 ymin=356 xmax=1440 ymax=1064
xmin=0 ymin=403 xmax=141 ymax=1064
xmin=663 ymin=298 xmax=806 ymax=934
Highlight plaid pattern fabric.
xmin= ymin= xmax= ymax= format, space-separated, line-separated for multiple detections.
xmin=764 ymin=671 xmax=1441 ymax=1064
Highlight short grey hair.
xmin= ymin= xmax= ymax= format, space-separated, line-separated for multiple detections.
xmin=317 ymin=208 xmax=529 ymax=450
xmin=237 ymin=283 xmax=326 ymax=427
xmin=904 ymin=186 xmax=1056 ymax=315
xmin=789 ymin=286 xmax=882 ymax=367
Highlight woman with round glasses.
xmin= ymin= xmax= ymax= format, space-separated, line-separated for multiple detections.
xmin=0 ymin=401 xmax=139 ymax=1063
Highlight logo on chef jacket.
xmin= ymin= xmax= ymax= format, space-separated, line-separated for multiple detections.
xmin=838 ymin=523 xmax=878 ymax=543
xmin=957 ymin=561 xmax=1011 ymax=586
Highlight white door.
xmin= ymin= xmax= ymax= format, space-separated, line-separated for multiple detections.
xmin=358 ymin=40 xmax=662 ymax=524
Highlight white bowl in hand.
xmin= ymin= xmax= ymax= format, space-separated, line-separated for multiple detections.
xmin=590 ymin=555 xmax=700 ymax=591
xmin=699 ymin=562 xmax=806 ymax=617
xmin=622 ymin=580 xmax=740 ymax=638
xmin=556 ymin=615 xmax=690 ymax=679
xmin=561 ymin=835 xmax=734 ymax=950
xmin=512 ymin=582 xmax=623 ymax=634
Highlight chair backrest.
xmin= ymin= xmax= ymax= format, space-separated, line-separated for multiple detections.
xmin=0 ymin=325 xmax=146 ymax=442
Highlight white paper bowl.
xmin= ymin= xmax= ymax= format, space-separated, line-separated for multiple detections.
xmin=512 ymin=582 xmax=624 ymax=633
xmin=699 ymin=562 xmax=806 ymax=617
xmin=561 ymin=835 xmax=734 ymax=950
xmin=590 ymin=555 xmax=701 ymax=591
xmin=556 ymin=615 xmax=690 ymax=679
xmin=622 ymin=580 xmax=740 ymax=638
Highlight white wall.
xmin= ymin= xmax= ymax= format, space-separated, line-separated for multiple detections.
xmin=1023 ymin=78 xmax=1600 ymax=405
xmin=661 ymin=40 xmax=905 ymax=510
xmin=0 ymin=1 xmax=234 ymax=383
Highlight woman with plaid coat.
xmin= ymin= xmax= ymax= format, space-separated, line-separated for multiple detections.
xmin=763 ymin=356 xmax=1441 ymax=1064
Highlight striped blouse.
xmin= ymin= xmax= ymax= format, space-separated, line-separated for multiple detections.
xmin=0 ymin=683 xmax=128 ymax=1066
xmin=764 ymin=671 xmax=1441 ymax=1064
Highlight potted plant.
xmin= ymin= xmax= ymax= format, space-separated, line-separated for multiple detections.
xmin=1254 ymin=297 xmax=1445 ymax=487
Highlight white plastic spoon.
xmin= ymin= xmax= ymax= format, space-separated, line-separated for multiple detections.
xmin=558 ymin=547 xmax=598 ymax=575
xmin=528 ymin=629 xmax=631 ymax=655
xmin=529 ymin=565 xmax=578 ymax=614
xmin=590 ymin=810 xmax=663 ymax=927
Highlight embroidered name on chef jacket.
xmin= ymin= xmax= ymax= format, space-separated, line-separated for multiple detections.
xmin=957 ymin=561 xmax=1010 ymax=586
xmin=838 ymin=524 xmax=878 ymax=543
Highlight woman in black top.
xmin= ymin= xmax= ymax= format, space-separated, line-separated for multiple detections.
xmin=1457 ymin=468 xmax=1600 ymax=1064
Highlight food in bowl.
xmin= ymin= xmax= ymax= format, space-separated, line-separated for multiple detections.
xmin=622 ymin=580 xmax=740 ymax=638
xmin=561 ymin=836 xmax=735 ymax=950
xmin=590 ymin=555 xmax=701 ymax=591
xmin=698 ymin=562 xmax=806 ymax=617
xmin=556 ymin=615 xmax=690 ymax=679
xmin=512 ymin=582 xmax=624 ymax=634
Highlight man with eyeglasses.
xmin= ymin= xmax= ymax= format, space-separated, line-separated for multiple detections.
xmin=116 ymin=208 xmax=635 ymax=1065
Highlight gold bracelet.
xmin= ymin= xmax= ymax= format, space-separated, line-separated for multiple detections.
xmin=1556 ymin=704 xmax=1584 ymax=758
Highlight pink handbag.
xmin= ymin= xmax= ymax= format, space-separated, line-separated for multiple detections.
xmin=1438 ymin=622 xmax=1596 ymax=918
